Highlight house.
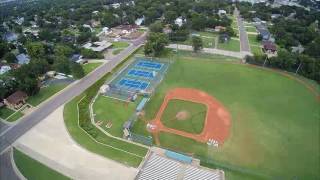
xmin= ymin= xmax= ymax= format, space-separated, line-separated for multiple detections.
xmin=70 ymin=54 xmax=86 ymax=64
xmin=262 ymin=41 xmax=277 ymax=53
xmin=90 ymin=20 xmax=101 ymax=28
xmin=291 ymin=45 xmax=304 ymax=54
xmin=92 ymin=11 xmax=99 ymax=15
xmin=0 ymin=65 xmax=11 ymax=75
xmin=271 ymin=14 xmax=281 ymax=19
xmin=219 ymin=33 xmax=230 ymax=43
xmin=252 ymin=17 xmax=262 ymax=23
xmin=83 ymin=24 xmax=93 ymax=32
xmin=255 ymin=24 xmax=270 ymax=41
xmin=135 ymin=16 xmax=145 ymax=26
xmin=111 ymin=3 xmax=121 ymax=9
xmin=14 ymin=17 xmax=24 ymax=25
xmin=215 ymin=26 xmax=226 ymax=32
xmin=3 ymin=32 xmax=17 ymax=42
xmin=16 ymin=54 xmax=30 ymax=65
xmin=82 ymin=41 xmax=112 ymax=52
xmin=4 ymin=91 xmax=28 ymax=109
xmin=218 ymin=10 xmax=227 ymax=16
xmin=174 ymin=17 xmax=186 ymax=27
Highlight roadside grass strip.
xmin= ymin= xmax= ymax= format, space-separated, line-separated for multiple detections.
xmin=14 ymin=148 xmax=70 ymax=180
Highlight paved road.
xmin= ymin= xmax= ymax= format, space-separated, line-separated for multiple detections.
xmin=167 ymin=44 xmax=251 ymax=59
xmin=0 ymin=148 xmax=20 ymax=180
xmin=0 ymin=120 xmax=10 ymax=134
xmin=235 ymin=8 xmax=251 ymax=52
xmin=0 ymin=33 xmax=146 ymax=154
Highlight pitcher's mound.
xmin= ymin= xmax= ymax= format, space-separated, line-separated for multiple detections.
xmin=176 ymin=110 xmax=190 ymax=121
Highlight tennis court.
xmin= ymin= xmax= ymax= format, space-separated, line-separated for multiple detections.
xmin=118 ymin=78 xmax=149 ymax=91
xmin=128 ymin=69 xmax=156 ymax=79
xmin=135 ymin=60 xmax=163 ymax=70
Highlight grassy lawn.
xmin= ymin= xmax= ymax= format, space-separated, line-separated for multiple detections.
xmin=112 ymin=41 xmax=130 ymax=49
xmin=27 ymin=84 xmax=67 ymax=106
xmin=6 ymin=110 xmax=24 ymax=122
xmin=131 ymin=52 xmax=320 ymax=179
xmin=248 ymin=34 xmax=261 ymax=46
xmin=0 ymin=107 xmax=15 ymax=119
xmin=14 ymin=148 xmax=70 ymax=180
xmin=82 ymin=62 xmax=102 ymax=75
xmin=93 ymin=95 xmax=141 ymax=137
xmin=161 ymin=99 xmax=206 ymax=134
xmin=246 ymin=26 xmax=257 ymax=32
xmin=250 ymin=45 xmax=263 ymax=55
xmin=178 ymin=31 xmax=218 ymax=48
xmin=217 ymin=39 xmax=240 ymax=52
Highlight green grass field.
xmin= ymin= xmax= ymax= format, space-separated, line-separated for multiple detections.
xmin=0 ymin=107 xmax=15 ymax=120
xmin=248 ymin=34 xmax=260 ymax=46
xmin=27 ymin=84 xmax=67 ymax=106
xmin=93 ymin=95 xmax=141 ymax=137
xmin=250 ymin=45 xmax=263 ymax=55
xmin=217 ymin=39 xmax=240 ymax=52
xmin=130 ymin=52 xmax=320 ymax=179
xmin=161 ymin=99 xmax=206 ymax=134
xmin=82 ymin=62 xmax=102 ymax=75
xmin=246 ymin=26 xmax=257 ymax=32
xmin=6 ymin=110 xmax=24 ymax=122
xmin=112 ymin=41 xmax=130 ymax=49
xmin=14 ymin=148 xmax=70 ymax=180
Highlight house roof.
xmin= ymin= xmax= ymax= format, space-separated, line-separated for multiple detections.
xmin=70 ymin=54 xmax=82 ymax=62
xmin=16 ymin=54 xmax=30 ymax=65
xmin=263 ymin=41 xmax=277 ymax=51
xmin=5 ymin=91 xmax=28 ymax=105
xmin=3 ymin=32 xmax=17 ymax=42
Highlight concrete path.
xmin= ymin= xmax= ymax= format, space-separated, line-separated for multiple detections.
xmin=15 ymin=106 xmax=138 ymax=180
xmin=167 ymin=44 xmax=251 ymax=59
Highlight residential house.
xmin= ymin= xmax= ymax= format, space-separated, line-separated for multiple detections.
xmin=0 ymin=65 xmax=11 ymax=75
xmin=70 ymin=54 xmax=86 ymax=64
xmin=82 ymin=41 xmax=112 ymax=52
xmin=262 ymin=41 xmax=277 ymax=53
xmin=218 ymin=10 xmax=227 ymax=16
xmin=16 ymin=54 xmax=30 ymax=65
xmin=215 ymin=26 xmax=226 ymax=32
xmin=4 ymin=90 xmax=28 ymax=109
xmin=135 ymin=16 xmax=145 ymax=26
xmin=3 ymin=32 xmax=17 ymax=42
xmin=255 ymin=24 xmax=270 ymax=41
xmin=174 ymin=17 xmax=186 ymax=27
xmin=291 ymin=45 xmax=304 ymax=54
xmin=14 ymin=17 xmax=24 ymax=25
xmin=111 ymin=3 xmax=121 ymax=9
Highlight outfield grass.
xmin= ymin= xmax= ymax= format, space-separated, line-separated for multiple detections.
xmin=93 ymin=95 xmax=141 ymax=137
xmin=82 ymin=62 xmax=102 ymax=75
xmin=131 ymin=53 xmax=320 ymax=179
xmin=217 ymin=39 xmax=240 ymax=52
xmin=14 ymin=148 xmax=70 ymax=180
xmin=0 ymin=107 xmax=15 ymax=120
xmin=27 ymin=84 xmax=67 ymax=106
xmin=161 ymin=99 xmax=206 ymax=134
xmin=112 ymin=41 xmax=130 ymax=49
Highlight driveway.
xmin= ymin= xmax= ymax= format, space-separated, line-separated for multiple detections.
xmin=15 ymin=106 xmax=138 ymax=180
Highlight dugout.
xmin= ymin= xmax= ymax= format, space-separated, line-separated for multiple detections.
xmin=165 ymin=150 xmax=193 ymax=164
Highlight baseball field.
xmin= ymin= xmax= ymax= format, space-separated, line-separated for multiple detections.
xmin=128 ymin=51 xmax=320 ymax=179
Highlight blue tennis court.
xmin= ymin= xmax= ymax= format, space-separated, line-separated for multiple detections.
xmin=118 ymin=78 xmax=149 ymax=90
xmin=128 ymin=69 xmax=155 ymax=79
xmin=135 ymin=60 xmax=163 ymax=70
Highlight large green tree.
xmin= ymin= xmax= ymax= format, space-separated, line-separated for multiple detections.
xmin=192 ymin=36 xmax=203 ymax=52
xmin=144 ymin=32 xmax=169 ymax=57
xmin=26 ymin=42 xmax=45 ymax=59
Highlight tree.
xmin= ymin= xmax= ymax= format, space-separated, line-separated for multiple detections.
xmin=81 ymin=49 xmax=103 ymax=59
xmin=3 ymin=52 xmax=17 ymax=63
xmin=144 ymin=33 xmax=169 ymax=57
xmin=53 ymin=56 xmax=71 ymax=74
xmin=70 ymin=62 xmax=85 ymax=79
xmin=192 ymin=36 xmax=203 ymax=52
xmin=149 ymin=21 xmax=163 ymax=33
xmin=54 ymin=44 xmax=74 ymax=57
xmin=0 ymin=41 xmax=9 ymax=58
xmin=164 ymin=10 xmax=178 ymax=24
xmin=26 ymin=42 xmax=45 ymax=59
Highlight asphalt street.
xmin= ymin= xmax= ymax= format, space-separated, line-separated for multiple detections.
xmin=235 ymin=8 xmax=251 ymax=52
xmin=0 ymin=33 xmax=146 ymax=154
xmin=0 ymin=148 xmax=20 ymax=180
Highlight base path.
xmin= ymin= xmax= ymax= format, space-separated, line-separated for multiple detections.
xmin=14 ymin=106 xmax=138 ymax=180
xmin=148 ymin=88 xmax=231 ymax=144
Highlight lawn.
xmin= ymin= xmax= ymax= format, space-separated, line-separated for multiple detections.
xmin=93 ymin=95 xmax=141 ymax=137
xmin=161 ymin=99 xmax=206 ymax=134
xmin=217 ymin=39 xmax=240 ymax=52
xmin=27 ymin=84 xmax=67 ymax=106
xmin=179 ymin=31 xmax=218 ymax=48
xmin=250 ymin=45 xmax=263 ymax=55
xmin=82 ymin=62 xmax=102 ymax=75
xmin=6 ymin=110 xmax=24 ymax=122
xmin=14 ymin=148 xmax=70 ymax=180
xmin=0 ymin=107 xmax=15 ymax=120
xmin=248 ymin=34 xmax=261 ymax=45
xmin=246 ymin=26 xmax=257 ymax=32
xmin=112 ymin=41 xmax=130 ymax=49
xmin=131 ymin=52 xmax=320 ymax=179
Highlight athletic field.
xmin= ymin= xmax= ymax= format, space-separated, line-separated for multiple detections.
xmin=130 ymin=51 xmax=320 ymax=179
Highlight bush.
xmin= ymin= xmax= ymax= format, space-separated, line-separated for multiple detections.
xmin=81 ymin=49 xmax=104 ymax=59
xmin=70 ymin=62 xmax=85 ymax=79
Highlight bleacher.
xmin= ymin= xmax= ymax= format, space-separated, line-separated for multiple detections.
xmin=136 ymin=153 xmax=224 ymax=180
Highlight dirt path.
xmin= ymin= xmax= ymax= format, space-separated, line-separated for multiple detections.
xmin=148 ymin=88 xmax=231 ymax=145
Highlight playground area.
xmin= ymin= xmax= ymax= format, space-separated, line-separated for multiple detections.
xmin=102 ymin=57 xmax=169 ymax=101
